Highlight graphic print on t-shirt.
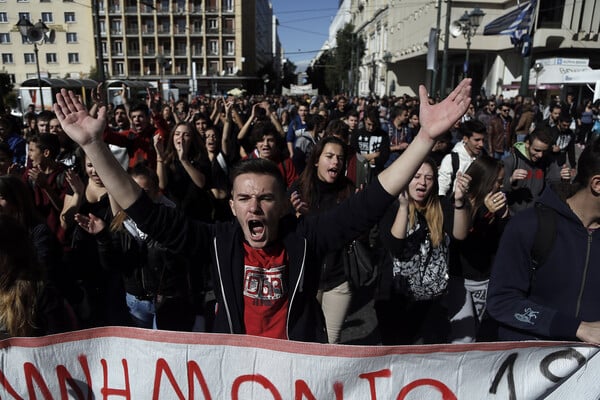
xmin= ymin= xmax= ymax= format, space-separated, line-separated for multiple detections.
xmin=243 ymin=265 xmax=286 ymax=305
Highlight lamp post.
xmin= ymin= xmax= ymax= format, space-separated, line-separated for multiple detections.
xmin=451 ymin=8 xmax=485 ymax=77
xmin=262 ymin=74 xmax=269 ymax=96
xmin=533 ymin=62 xmax=543 ymax=100
xmin=16 ymin=17 xmax=49 ymax=110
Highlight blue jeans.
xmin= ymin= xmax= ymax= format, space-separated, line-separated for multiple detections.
xmin=125 ymin=292 xmax=155 ymax=329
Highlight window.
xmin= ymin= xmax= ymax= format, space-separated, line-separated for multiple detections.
xmin=0 ymin=13 xmax=7 ymax=23
xmin=113 ymin=41 xmax=123 ymax=54
xmin=114 ymin=62 xmax=124 ymax=75
xmin=0 ymin=33 xmax=9 ymax=43
xmin=209 ymin=40 xmax=218 ymax=55
xmin=1 ymin=54 xmax=13 ymax=64
xmin=225 ymin=40 xmax=234 ymax=55
xmin=99 ymin=20 xmax=106 ymax=34
xmin=46 ymin=53 xmax=57 ymax=63
xmin=68 ymin=52 xmax=79 ymax=63
xmin=101 ymin=41 xmax=107 ymax=54
xmin=222 ymin=0 xmax=233 ymax=11
xmin=66 ymin=32 xmax=77 ymax=43
xmin=18 ymin=12 xmax=31 ymax=21
xmin=208 ymin=18 xmax=217 ymax=30
xmin=41 ymin=12 xmax=53 ymax=23
xmin=111 ymin=20 xmax=122 ymax=34
xmin=64 ymin=12 xmax=75 ymax=23
xmin=24 ymin=53 xmax=35 ymax=63
xmin=225 ymin=61 xmax=234 ymax=74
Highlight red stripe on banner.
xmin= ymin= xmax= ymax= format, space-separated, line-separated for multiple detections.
xmin=0 ymin=326 xmax=595 ymax=357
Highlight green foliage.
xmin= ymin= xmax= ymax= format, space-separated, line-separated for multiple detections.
xmin=281 ymin=60 xmax=297 ymax=88
xmin=306 ymin=23 xmax=364 ymax=95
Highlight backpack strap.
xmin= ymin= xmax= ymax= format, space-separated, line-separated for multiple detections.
xmin=448 ymin=152 xmax=460 ymax=195
xmin=528 ymin=203 xmax=557 ymax=294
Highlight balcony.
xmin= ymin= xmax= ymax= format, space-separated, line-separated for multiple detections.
xmin=110 ymin=29 xmax=123 ymax=36
xmin=157 ymin=27 xmax=170 ymax=35
xmin=174 ymin=49 xmax=188 ymax=56
xmin=127 ymin=49 xmax=140 ymax=56
xmin=143 ymin=50 xmax=156 ymax=56
xmin=108 ymin=6 xmax=121 ymax=14
xmin=222 ymin=27 xmax=234 ymax=35
xmin=142 ymin=27 xmax=155 ymax=34
xmin=126 ymin=27 xmax=139 ymax=35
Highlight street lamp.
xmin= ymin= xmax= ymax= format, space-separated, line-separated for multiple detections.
xmin=450 ymin=8 xmax=485 ymax=77
xmin=262 ymin=74 xmax=269 ymax=96
xmin=533 ymin=62 xmax=544 ymax=100
xmin=16 ymin=17 xmax=49 ymax=110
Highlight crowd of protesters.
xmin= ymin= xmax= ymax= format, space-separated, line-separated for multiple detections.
xmin=0 ymin=79 xmax=599 ymax=344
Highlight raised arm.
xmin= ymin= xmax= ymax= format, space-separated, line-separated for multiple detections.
xmin=377 ymin=79 xmax=471 ymax=197
xmin=54 ymin=89 xmax=142 ymax=209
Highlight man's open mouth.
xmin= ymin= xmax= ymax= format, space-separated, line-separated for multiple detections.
xmin=248 ymin=220 xmax=265 ymax=240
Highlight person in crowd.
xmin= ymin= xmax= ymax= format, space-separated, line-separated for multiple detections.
xmin=476 ymin=99 xmax=496 ymax=129
xmin=250 ymin=122 xmax=297 ymax=188
xmin=36 ymin=111 xmax=55 ymax=135
xmin=375 ymin=157 xmax=470 ymax=345
xmin=344 ymin=110 xmax=360 ymax=142
xmin=23 ymin=133 xmax=70 ymax=243
xmin=503 ymin=127 xmax=569 ymax=215
xmin=289 ymin=136 xmax=356 ymax=343
xmin=49 ymin=116 xmax=78 ymax=168
xmin=154 ymin=121 xmax=212 ymax=221
xmin=293 ymin=114 xmax=326 ymax=174
xmin=53 ymin=78 xmax=472 ymax=342
xmin=103 ymin=98 xmax=168 ymax=170
xmin=205 ymin=122 xmax=233 ymax=222
xmin=330 ymin=96 xmax=349 ymax=121
xmin=487 ymin=139 xmax=600 ymax=343
xmin=576 ymin=99 xmax=596 ymax=145
xmin=446 ymin=155 xmax=510 ymax=343
xmin=352 ymin=108 xmax=390 ymax=178
xmin=407 ymin=109 xmax=420 ymax=140
xmin=161 ymin=104 xmax=177 ymax=131
xmin=542 ymin=103 xmax=561 ymax=129
xmin=385 ymin=106 xmax=410 ymax=168
xmin=549 ymin=111 xmax=577 ymax=169
xmin=74 ymin=164 xmax=200 ymax=331
xmin=0 ymin=175 xmax=68 ymax=299
xmin=60 ymin=148 xmax=128 ymax=327
xmin=0 ymin=117 xmax=26 ymax=166
xmin=0 ymin=215 xmax=75 ymax=338
xmin=286 ymin=103 xmax=308 ymax=157
xmin=488 ymin=103 xmax=513 ymax=159
xmin=514 ymin=97 xmax=535 ymax=143
xmin=438 ymin=120 xmax=486 ymax=196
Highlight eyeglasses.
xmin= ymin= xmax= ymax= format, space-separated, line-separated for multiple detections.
xmin=501 ymin=109 xmax=510 ymax=112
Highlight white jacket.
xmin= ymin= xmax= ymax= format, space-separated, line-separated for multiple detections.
xmin=437 ymin=141 xmax=477 ymax=196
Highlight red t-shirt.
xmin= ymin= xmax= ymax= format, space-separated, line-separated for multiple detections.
xmin=243 ymin=241 xmax=289 ymax=339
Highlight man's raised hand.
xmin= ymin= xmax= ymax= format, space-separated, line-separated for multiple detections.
xmin=54 ymin=89 xmax=107 ymax=148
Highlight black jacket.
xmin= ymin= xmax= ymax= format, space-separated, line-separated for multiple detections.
xmin=126 ymin=178 xmax=394 ymax=342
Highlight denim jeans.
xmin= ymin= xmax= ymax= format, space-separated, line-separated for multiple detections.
xmin=125 ymin=292 xmax=155 ymax=329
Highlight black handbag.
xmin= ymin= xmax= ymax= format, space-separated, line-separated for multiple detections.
xmin=342 ymin=240 xmax=377 ymax=289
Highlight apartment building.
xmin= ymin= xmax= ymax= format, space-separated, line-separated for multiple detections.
xmin=1 ymin=0 xmax=278 ymax=98
xmin=0 ymin=1 xmax=96 ymax=85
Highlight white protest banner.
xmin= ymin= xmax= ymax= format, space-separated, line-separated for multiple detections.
xmin=0 ymin=327 xmax=599 ymax=399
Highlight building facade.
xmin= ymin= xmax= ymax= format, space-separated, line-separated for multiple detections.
xmin=327 ymin=0 xmax=600 ymax=101
xmin=1 ymin=0 xmax=279 ymax=99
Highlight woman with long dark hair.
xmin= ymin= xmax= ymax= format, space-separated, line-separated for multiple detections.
xmin=446 ymin=155 xmax=510 ymax=343
xmin=154 ymin=121 xmax=212 ymax=221
xmin=290 ymin=136 xmax=355 ymax=343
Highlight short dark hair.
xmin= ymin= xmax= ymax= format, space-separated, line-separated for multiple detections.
xmin=129 ymin=102 xmax=150 ymax=116
xmin=230 ymin=158 xmax=286 ymax=195
xmin=37 ymin=110 xmax=56 ymax=123
xmin=389 ymin=105 xmax=408 ymax=121
xmin=527 ymin=127 xmax=554 ymax=146
xmin=572 ymin=137 xmax=600 ymax=189
xmin=325 ymin=119 xmax=350 ymax=142
xmin=129 ymin=162 xmax=159 ymax=189
xmin=29 ymin=133 xmax=60 ymax=159
xmin=460 ymin=120 xmax=486 ymax=138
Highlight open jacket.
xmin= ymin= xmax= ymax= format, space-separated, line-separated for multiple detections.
xmin=126 ymin=178 xmax=394 ymax=342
